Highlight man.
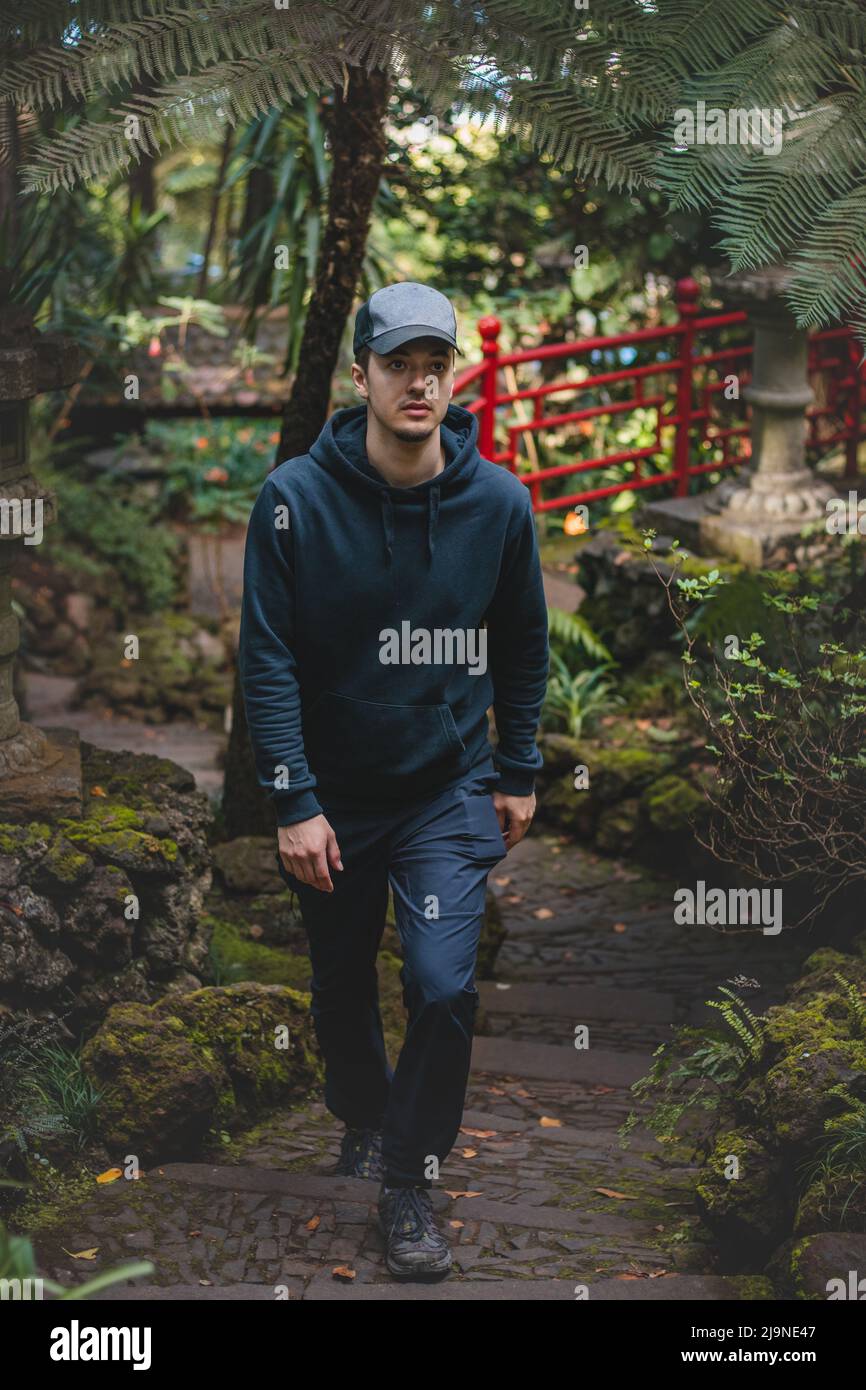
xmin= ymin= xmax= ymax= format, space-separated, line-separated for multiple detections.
xmin=238 ymin=282 xmax=549 ymax=1280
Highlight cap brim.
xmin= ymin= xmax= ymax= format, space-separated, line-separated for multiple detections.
xmin=366 ymin=325 xmax=463 ymax=356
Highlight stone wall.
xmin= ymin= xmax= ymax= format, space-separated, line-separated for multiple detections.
xmin=0 ymin=742 xmax=213 ymax=1039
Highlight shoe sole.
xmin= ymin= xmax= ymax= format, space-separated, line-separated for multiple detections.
xmin=379 ymin=1209 xmax=452 ymax=1279
xmin=384 ymin=1251 xmax=453 ymax=1280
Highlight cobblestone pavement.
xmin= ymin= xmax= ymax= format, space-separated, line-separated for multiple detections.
xmin=34 ymin=830 xmax=810 ymax=1301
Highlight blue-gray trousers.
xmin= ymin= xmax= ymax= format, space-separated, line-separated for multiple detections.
xmin=275 ymin=771 xmax=508 ymax=1186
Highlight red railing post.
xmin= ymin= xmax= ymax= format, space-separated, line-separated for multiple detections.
xmin=674 ymin=277 xmax=699 ymax=497
xmin=845 ymin=334 xmax=863 ymax=479
xmin=477 ymin=315 xmax=501 ymax=462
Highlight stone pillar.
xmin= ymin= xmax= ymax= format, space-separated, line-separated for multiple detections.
xmin=699 ymin=265 xmax=835 ymax=566
xmin=0 ymin=280 xmax=84 ymax=820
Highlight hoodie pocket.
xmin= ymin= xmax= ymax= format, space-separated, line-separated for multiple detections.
xmin=305 ymin=690 xmax=466 ymax=783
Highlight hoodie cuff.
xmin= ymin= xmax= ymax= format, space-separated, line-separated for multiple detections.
xmin=274 ymin=789 xmax=325 ymax=827
xmin=493 ymin=768 xmax=537 ymax=798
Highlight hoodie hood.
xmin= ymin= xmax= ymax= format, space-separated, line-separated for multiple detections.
xmin=308 ymin=402 xmax=482 ymax=567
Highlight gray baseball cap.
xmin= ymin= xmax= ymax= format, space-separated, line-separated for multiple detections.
xmin=353 ymin=282 xmax=462 ymax=358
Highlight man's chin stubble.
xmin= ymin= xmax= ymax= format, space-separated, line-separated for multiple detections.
xmin=391 ymin=424 xmax=438 ymax=443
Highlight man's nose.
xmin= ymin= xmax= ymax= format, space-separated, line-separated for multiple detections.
xmin=406 ymin=370 xmax=429 ymax=393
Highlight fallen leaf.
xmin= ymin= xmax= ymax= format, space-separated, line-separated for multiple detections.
xmin=96 ymin=1167 xmax=123 ymax=1185
xmin=444 ymin=1190 xmax=483 ymax=1199
xmin=514 ymin=1089 xmax=531 ymax=1098
xmin=448 ymin=1220 xmax=464 ymax=1229
xmin=493 ymin=875 xmax=511 ymax=886
xmin=460 ymin=1127 xmax=496 ymax=1139
xmin=62 ymin=1248 xmax=99 ymax=1260
xmin=461 ymin=1148 xmax=478 ymax=1158
xmin=306 ymin=1215 xmax=321 ymax=1231
xmin=539 ymin=1116 xmax=562 ymax=1129
xmin=612 ymin=922 xmax=627 ymax=933
xmin=199 ymin=1279 xmax=212 ymax=1286
xmin=533 ymin=907 xmax=554 ymax=920
xmin=89 ymin=786 xmax=108 ymax=798
xmin=332 ymin=1265 xmax=355 ymax=1282
xmin=188 ymin=1230 xmax=201 ymax=1238
xmin=486 ymin=1086 xmax=506 ymax=1096
xmin=614 ymin=1273 xmax=643 ymax=1280
xmin=248 ymin=924 xmax=264 ymax=940
xmin=595 ymin=1187 xmax=636 ymax=1201
xmin=504 ymin=894 xmax=524 ymax=905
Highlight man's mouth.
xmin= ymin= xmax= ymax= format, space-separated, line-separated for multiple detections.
xmin=402 ymin=402 xmax=432 ymax=414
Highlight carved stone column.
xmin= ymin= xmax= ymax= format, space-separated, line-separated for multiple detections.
xmin=699 ymin=265 xmax=835 ymax=565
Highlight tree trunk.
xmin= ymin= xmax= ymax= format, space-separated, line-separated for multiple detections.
xmin=127 ymin=152 xmax=156 ymax=216
xmin=0 ymin=99 xmax=21 ymax=258
xmin=197 ymin=124 xmax=233 ymax=298
xmin=221 ymin=63 xmax=390 ymax=842
xmin=278 ymin=64 xmax=390 ymax=459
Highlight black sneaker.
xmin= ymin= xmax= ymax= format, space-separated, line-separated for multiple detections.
xmin=378 ymin=1183 xmax=453 ymax=1279
xmin=333 ymin=1126 xmax=384 ymax=1180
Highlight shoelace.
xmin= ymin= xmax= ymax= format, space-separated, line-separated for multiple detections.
xmin=388 ymin=1185 xmax=436 ymax=1241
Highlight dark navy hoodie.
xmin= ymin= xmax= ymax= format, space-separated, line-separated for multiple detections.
xmin=238 ymin=401 xmax=549 ymax=826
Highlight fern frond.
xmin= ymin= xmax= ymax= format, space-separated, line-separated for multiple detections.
xmin=547 ymin=605 xmax=614 ymax=663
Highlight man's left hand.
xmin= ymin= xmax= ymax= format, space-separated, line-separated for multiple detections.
xmin=492 ymin=791 xmax=536 ymax=851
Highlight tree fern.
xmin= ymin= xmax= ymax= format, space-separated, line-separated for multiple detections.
xmin=3 ymin=0 xmax=866 ymax=333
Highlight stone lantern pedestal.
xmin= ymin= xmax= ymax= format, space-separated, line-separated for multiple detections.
xmin=0 ymin=287 xmax=84 ymax=822
xmin=643 ymin=265 xmax=836 ymax=567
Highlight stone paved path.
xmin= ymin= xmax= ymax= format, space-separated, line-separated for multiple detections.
xmin=34 ymin=829 xmax=810 ymax=1301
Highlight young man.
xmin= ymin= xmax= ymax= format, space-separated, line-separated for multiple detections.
xmin=238 ymin=281 xmax=549 ymax=1280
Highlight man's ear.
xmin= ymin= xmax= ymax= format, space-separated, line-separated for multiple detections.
xmin=350 ymin=362 xmax=369 ymax=399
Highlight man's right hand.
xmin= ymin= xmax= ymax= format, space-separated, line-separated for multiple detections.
xmin=277 ymin=814 xmax=343 ymax=892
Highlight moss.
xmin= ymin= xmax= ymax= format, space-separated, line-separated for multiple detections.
xmin=9 ymin=1159 xmax=109 ymax=1236
xmin=641 ymin=773 xmax=707 ymax=833
xmin=0 ymin=821 xmax=52 ymax=853
xmin=205 ymin=915 xmax=313 ymax=990
xmin=40 ymin=837 xmax=92 ymax=886
xmin=727 ymin=1274 xmax=775 ymax=1300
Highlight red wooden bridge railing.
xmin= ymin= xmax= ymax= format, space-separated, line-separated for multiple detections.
xmin=452 ymin=277 xmax=864 ymax=514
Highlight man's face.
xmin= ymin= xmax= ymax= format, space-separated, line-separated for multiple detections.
xmin=352 ymin=337 xmax=454 ymax=442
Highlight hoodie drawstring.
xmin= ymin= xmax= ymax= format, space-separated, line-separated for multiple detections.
xmin=381 ymin=492 xmax=395 ymax=566
xmin=427 ymin=484 xmax=440 ymax=563
xmin=379 ymin=484 xmax=441 ymax=567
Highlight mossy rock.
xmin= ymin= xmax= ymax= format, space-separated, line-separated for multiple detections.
xmin=211 ymin=836 xmax=285 ymax=895
xmin=794 ymin=1171 xmax=866 ymax=1237
xmin=641 ymin=773 xmax=707 ymax=834
xmin=595 ymin=797 xmax=642 ymax=855
xmin=583 ymin=744 xmax=675 ymax=805
xmin=764 ymin=1232 xmax=866 ymax=1300
xmin=81 ymin=981 xmax=321 ymax=1160
xmin=74 ymin=612 xmax=231 ymax=729
xmin=695 ymin=1128 xmax=790 ymax=1261
xmin=207 ymin=914 xmax=408 ymax=1064
xmin=787 ymin=948 xmax=866 ymax=1003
